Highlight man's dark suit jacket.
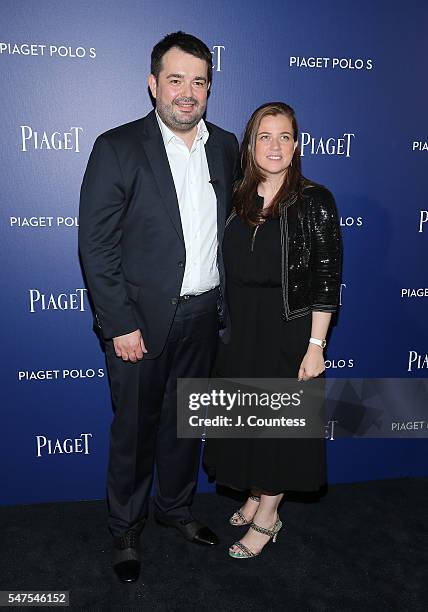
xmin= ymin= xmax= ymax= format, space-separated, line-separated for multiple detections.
xmin=79 ymin=110 xmax=239 ymax=359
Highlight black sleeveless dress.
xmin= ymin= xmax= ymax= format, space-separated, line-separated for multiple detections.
xmin=203 ymin=204 xmax=326 ymax=493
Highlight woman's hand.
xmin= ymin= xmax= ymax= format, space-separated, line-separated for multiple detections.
xmin=298 ymin=344 xmax=325 ymax=381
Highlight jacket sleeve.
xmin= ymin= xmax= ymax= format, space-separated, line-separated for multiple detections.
xmin=78 ymin=135 xmax=139 ymax=339
xmin=308 ymin=188 xmax=343 ymax=312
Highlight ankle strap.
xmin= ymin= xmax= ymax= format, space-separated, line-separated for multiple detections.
xmin=249 ymin=495 xmax=261 ymax=502
xmin=250 ymin=517 xmax=280 ymax=537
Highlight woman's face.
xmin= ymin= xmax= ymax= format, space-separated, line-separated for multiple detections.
xmin=254 ymin=114 xmax=296 ymax=179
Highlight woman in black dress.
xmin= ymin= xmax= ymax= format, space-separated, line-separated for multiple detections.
xmin=204 ymin=102 xmax=342 ymax=558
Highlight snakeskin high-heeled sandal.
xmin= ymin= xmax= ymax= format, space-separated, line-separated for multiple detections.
xmin=229 ymin=495 xmax=261 ymax=526
xmin=228 ymin=516 xmax=282 ymax=559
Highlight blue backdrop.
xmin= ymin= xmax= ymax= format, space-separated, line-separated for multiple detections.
xmin=1 ymin=0 xmax=427 ymax=505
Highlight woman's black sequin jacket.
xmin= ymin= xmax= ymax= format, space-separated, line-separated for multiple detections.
xmin=225 ymin=181 xmax=342 ymax=320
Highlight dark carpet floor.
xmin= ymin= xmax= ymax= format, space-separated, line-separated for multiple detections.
xmin=0 ymin=478 xmax=426 ymax=611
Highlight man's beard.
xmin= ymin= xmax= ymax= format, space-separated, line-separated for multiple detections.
xmin=156 ymin=97 xmax=205 ymax=132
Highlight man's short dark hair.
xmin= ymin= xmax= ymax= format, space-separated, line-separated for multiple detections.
xmin=151 ymin=31 xmax=213 ymax=84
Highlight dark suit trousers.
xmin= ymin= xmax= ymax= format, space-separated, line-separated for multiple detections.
xmin=104 ymin=289 xmax=219 ymax=537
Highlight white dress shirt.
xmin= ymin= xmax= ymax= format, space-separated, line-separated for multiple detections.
xmin=156 ymin=111 xmax=219 ymax=296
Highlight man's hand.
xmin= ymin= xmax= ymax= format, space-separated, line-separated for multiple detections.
xmin=113 ymin=329 xmax=147 ymax=362
xmin=298 ymin=344 xmax=325 ymax=381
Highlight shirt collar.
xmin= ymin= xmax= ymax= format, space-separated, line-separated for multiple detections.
xmin=155 ymin=110 xmax=209 ymax=147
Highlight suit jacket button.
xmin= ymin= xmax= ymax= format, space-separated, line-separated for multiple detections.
xmin=178 ymin=261 xmax=184 ymax=268
xmin=171 ymin=298 xmax=178 ymax=305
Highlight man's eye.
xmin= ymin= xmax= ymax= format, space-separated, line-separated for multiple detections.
xmin=193 ymin=81 xmax=205 ymax=87
xmin=170 ymin=79 xmax=180 ymax=85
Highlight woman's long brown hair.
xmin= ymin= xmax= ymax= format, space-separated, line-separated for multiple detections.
xmin=234 ymin=102 xmax=303 ymax=226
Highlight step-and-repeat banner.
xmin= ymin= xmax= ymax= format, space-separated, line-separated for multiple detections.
xmin=1 ymin=0 xmax=427 ymax=504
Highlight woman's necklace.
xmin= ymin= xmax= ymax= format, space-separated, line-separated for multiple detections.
xmin=250 ymin=224 xmax=260 ymax=252
xmin=250 ymin=213 xmax=268 ymax=253
xmin=251 ymin=192 xmax=271 ymax=252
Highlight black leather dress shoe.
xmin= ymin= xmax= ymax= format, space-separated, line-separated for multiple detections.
xmin=155 ymin=515 xmax=219 ymax=546
xmin=112 ymin=521 xmax=145 ymax=583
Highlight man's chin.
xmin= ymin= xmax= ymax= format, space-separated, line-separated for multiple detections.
xmin=172 ymin=115 xmax=201 ymax=130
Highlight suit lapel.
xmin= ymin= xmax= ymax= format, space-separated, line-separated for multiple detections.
xmin=141 ymin=112 xmax=227 ymax=244
xmin=205 ymin=132 xmax=226 ymax=243
xmin=141 ymin=111 xmax=184 ymax=242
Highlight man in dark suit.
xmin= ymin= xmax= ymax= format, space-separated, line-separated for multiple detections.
xmin=78 ymin=32 xmax=239 ymax=582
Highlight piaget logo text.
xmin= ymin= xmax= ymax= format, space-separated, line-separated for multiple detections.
xmin=20 ymin=126 xmax=83 ymax=152
xmin=36 ymin=433 xmax=93 ymax=458
xmin=29 ymin=289 xmax=87 ymax=313
xmin=18 ymin=368 xmax=105 ymax=381
xmin=408 ymin=351 xmax=428 ymax=372
xmin=289 ymin=56 xmax=373 ymax=70
xmin=300 ymin=132 xmax=355 ymax=157
xmin=211 ymin=45 xmax=225 ymax=71
xmin=1 ymin=43 xmax=96 ymax=58
xmin=412 ymin=140 xmax=427 ymax=152
xmin=10 ymin=216 xmax=78 ymax=228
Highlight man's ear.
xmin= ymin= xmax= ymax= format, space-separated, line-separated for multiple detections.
xmin=148 ymin=74 xmax=157 ymax=99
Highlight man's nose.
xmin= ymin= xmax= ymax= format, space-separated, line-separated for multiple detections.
xmin=181 ymin=81 xmax=193 ymax=98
